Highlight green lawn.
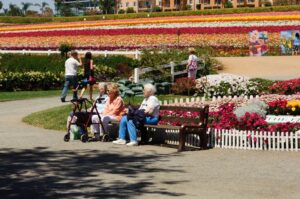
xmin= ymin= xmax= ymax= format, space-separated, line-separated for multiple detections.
xmin=0 ymin=90 xmax=62 ymax=102
xmin=23 ymin=95 xmax=189 ymax=132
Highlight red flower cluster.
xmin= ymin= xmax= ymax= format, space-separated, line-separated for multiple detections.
xmin=267 ymin=99 xmax=288 ymax=115
xmin=1 ymin=25 xmax=300 ymax=37
xmin=171 ymin=77 xmax=196 ymax=95
xmin=268 ymin=122 xmax=300 ymax=133
xmin=239 ymin=112 xmax=268 ymax=131
xmin=269 ymin=78 xmax=300 ymax=95
xmin=208 ymin=103 xmax=239 ymax=129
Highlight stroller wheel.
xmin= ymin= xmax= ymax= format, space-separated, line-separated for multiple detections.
xmin=102 ymin=134 xmax=110 ymax=142
xmin=81 ymin=134 xmax=88 ymax=143
xmin=64 ymin=134 xmax=70 ymax=142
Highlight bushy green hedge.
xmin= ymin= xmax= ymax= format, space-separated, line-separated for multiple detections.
xmin=0 ymin=71 xmax=64 ymax=91
xmin=0 ymin=54 xmax=138 ymax=74
xmin=0 ymin=54 xmax=65 ymax=73
xmin=1 ymin=5 xmax=300 ymax=24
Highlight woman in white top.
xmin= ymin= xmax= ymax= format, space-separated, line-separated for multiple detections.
xmin=113 ymin=84 xmax=160 ymax=146
xmin=186 ymin=48 xmax=198 ymax=79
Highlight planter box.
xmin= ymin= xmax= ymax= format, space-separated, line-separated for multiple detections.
xmin=266 ymin=115 xmax=300 ymax=124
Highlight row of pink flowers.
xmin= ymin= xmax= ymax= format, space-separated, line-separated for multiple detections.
xmin=1 ymin=25 xmax=300 ymax=37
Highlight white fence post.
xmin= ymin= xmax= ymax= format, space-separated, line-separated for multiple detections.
xmin=170 ymin=62 xmax=175 ymax=83
xmin=134 ymin=68 xmax=140 ymax=83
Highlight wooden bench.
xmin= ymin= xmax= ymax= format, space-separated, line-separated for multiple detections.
xmin=109 ymin=105 xmax=209 ymax=152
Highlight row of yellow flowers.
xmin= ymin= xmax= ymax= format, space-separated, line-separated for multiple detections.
xmin=0 ymin=33 xmax=282 ymax=49
xmin=1 ymin=15 xmax=300 ymax=32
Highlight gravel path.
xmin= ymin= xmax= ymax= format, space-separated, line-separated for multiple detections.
xmin=0 ymin=97 xmax=299 ymax=199
xmin=217 ymin=56 xmax=300 ymax=80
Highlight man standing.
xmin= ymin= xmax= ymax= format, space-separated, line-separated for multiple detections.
xmin=60 ymin=51 xmax=82 ymax=102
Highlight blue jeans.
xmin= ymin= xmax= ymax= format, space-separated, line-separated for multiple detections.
xmin=118 ymin=115 xmax=158 ymax=142
xmin=61 ymin=75 xmax=78 ymax=100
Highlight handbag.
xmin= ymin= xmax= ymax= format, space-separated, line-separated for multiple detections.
xmin=89 ymin=76 xmax=96 ymax=85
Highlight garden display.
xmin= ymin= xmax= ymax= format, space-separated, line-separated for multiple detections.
xmin=0 ymin=11 xmax=300 ymax=54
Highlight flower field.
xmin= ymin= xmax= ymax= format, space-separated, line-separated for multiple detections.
xmin=0 ymin=11 xmax=300 ymax=52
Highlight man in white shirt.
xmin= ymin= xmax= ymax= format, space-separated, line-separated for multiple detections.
xmin=60 ymin=51 xmax=82 ymax=102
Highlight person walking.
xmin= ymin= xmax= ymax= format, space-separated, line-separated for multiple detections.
xmin=292 ymin=32 xmax=300 ymax=56
xmin=79 ymin=52 xmax=96 ymax=100
xmin=60 ymin=51 xmax=82 ymax=102
xmin=186 ymin=48 xmax=198 ymax=79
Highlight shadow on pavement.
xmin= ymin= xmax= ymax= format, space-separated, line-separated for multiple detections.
xmin=0 ymin=147 xmax=185 ymax=198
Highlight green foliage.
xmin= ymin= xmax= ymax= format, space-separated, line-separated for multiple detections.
xmin=0 ymin=71 xmax=64 ymax=91
xmin=139 ymin=48 xmax=216 ymax=82
xmin=118 ymin=9 xmax=125 ymax=14
xmin=0 ymin=54 xmax=65 ymax=73
xmin=152 ymin=6 xmax=162 ymax=12
xmin=0 ymin=1 xmax=3 ymax=11
xmin=171 ymin=77 xmax=196 ymax=96
xmin=1 ymin=5 xmax=300 ymax=24
xmin=126 ymin=7 xmax=135 ymax=13
xmin=249 ymin=78 xmax=275 ymax=94
xmin=59 ymin=43 xmax=73 ymax=58
xmin=225 ymin=1 xmax=233 ymax=8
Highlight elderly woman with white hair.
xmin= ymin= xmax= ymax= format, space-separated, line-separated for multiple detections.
xmin=113 ymin=84 xmax=160 ymax=146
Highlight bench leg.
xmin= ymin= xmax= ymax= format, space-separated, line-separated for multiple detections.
xmin=178 ymin=130 xmax=186 ymax=152
xmin=200 ymin=131 xmax=208 ymax=149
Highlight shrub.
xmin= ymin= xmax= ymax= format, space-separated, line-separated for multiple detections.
xmin=0 ymin=71 xmax=64 ymax=91
xmin=2 ymin=6 xmax=300 ymax=24
xmin=59 ymin=43 xmax=73 ymax=58
xmin=238 ymin=112 xmax=268 ymax=131
xmin=269 ymin=78 xmax=300 ymax=95
xmin=118 ymin=9 xmax=125 ymax=14
xmin=234 ymin=100 xmax=267 ymax=120
xmin=196 ymin=73 xmax=259 ymax=97
xmin=0 ymin=54 xmax=65 ymax=73
xmin=267 ymin=99 xmax=288 ymax=115
xmin=171 ymin=77 xmax=196 ymax=95
xmin=152 ymin=6 xmax=162 ymax=12
xmin=126 ymin=7 xmax=135 ymax=13
xmin=225 ymin=1 xmax=233 ymax=8
xmin=249 ymin=78 xmax=275 ymax=94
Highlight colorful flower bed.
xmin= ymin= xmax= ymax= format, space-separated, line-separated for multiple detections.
xmin=0 ymin=12 xmax=299 ymax=52
xmin=195 ymin=73 xmax=259 ymax=97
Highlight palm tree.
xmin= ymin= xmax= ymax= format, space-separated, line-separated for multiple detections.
xmin=21 ymin=2 xmax=33 ymax=15
xmin=35 ymin=2 xmax=49 ymax=14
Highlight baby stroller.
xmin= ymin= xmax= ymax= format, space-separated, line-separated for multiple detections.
xmin=63 ymin=98 xmax=110 ymax=142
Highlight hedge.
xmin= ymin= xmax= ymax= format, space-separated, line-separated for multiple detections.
xmin=0 ymin=71 xmax=64 ymax=91
xmin=1 ymin=5 xmax=300 ymax=24
xmin=0 ymin=54 xmax=138 ymax=74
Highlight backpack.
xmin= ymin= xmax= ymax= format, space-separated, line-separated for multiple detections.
xmin=188 ymin=56 xmax=198 ymax=71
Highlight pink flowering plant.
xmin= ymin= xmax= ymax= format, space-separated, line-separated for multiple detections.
xmin=267 ymin=99 xmax=288 ymax=115
xmin=269 ymin=78 xmax=300 ymax=95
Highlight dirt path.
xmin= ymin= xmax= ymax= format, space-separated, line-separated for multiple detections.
xmin=0 ymin=97 xmax=299 ymax=199
xmin=216 ymin=56 xmax=300 ymax=80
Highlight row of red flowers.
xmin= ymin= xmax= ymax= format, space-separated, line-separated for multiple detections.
xmin=269 ymin=78 xmax=300 ymax=95
xmin=158 ymin=103 xmax=300 ymax=133
xmin=1 ymin=25 xmax=300 ymax=37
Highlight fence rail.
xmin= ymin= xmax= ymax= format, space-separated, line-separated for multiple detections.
xmin=0 ymin=49 xmax=141 ymax=59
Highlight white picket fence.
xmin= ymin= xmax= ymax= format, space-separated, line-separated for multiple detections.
xmin=0 ymin=49 xmax=142 ymax=59
xmin=210 ymin=129 xmax=299 ymax=151
xmin=157 ymin=95 xmax=261 ymax=106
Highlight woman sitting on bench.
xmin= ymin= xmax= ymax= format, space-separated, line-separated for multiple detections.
xmin=113 ymin=84 xmax=160 ymax=146
xmin=91 ymin=83 xmax=125 ymax=140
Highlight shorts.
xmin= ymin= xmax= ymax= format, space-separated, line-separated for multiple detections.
xmin=293 ymin=45 xmax=300 ymax=51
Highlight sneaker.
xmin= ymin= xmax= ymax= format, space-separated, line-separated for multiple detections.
xmin=126 ymin=141 xmax=138 ymax=146
xmin=112 ymin=139 xmax=126 ymax=145
xmin=61 ymin=98 xmax=66 ymax=103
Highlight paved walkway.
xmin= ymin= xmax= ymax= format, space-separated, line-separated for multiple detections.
xmin=216 ymin=56 xmax=300 ymax=80
xmin=0 ymin=97 xmax=299 ymax=199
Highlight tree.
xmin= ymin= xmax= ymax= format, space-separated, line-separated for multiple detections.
xmin=35 ymin=2 xmax=49 ymax=14
xmin=0 ymin=1 xmax=3 ymax=12
xmin=99 ymin=0 xmax=115 ymax=14
xmin=7 ymin=4 xmax=23 ymax=16
xmin=74 ymin=0 xmax=84 ymax=15
xmin=21 ymin=2 xmax=33 ymax=15
xmin=59 ymin=43 xmax=73 ymax=59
